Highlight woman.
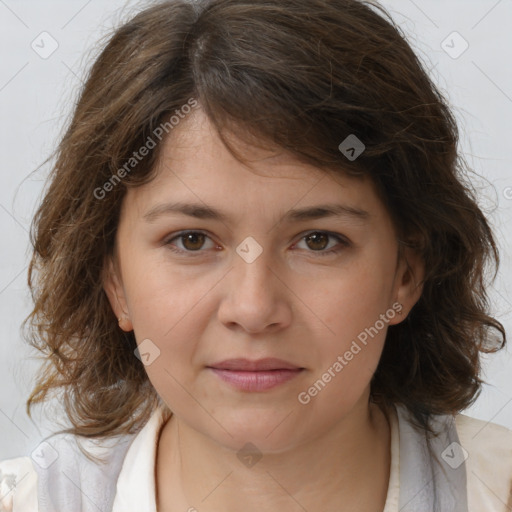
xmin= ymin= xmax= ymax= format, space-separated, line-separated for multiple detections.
xmin=1 ymin=0 xmax=511 ymax=510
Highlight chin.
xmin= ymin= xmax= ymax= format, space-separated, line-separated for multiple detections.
xmin=204 ymin=412 xmax=304 ymax=454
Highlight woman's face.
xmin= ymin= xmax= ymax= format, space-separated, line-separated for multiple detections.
xmin=104 ymin=107 xmax=423 ymax=452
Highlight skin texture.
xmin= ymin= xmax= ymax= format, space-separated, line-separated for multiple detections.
xmin=104 ymin=107 xmax=424 ymax=511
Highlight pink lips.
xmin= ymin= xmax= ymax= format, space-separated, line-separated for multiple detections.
xmin=207 ymin=358 xmax=304 ymax=391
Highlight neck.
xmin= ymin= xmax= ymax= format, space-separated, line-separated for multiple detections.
xmin=156 ymin=399 xmax=392 ymax=512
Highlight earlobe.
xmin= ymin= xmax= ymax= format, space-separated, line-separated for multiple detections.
xmin=102 ymin=255 xmax=134 ymax=332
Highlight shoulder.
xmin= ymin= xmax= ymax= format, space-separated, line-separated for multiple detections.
xmin=0 ymin=431 xmax=136 ymax=512
xmin=0 ymin=457 xmax=38 ymax=512
xmin=455 ymin=413 xmax=512 ymax=511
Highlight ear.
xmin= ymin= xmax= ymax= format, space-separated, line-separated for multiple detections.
xmin=102 ymin=254 xmax=134 ymax=332
xmin=388 ymin=245 xmax=425 ymax=326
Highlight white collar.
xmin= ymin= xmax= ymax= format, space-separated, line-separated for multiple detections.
xmin=112 ymin=404 xmax=171 ymax=512
xmin=110 ymin=403 xmax=401 ymax=512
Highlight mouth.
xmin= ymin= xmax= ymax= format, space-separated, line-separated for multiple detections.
xmin=207 ymin=357 xmax=303 ymax=371
xmin=206 ymin=358 xmax=305 ymax=392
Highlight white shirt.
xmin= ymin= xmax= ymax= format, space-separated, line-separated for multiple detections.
xmin=1 ymin=404 xmax=511 ymax=511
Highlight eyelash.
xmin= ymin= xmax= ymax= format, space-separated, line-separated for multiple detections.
xmin=163 ymin=230 xmax=351 ymax=257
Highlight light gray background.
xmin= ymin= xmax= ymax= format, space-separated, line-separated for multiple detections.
xmin=1 ymin=0 xmax=511 ymax=460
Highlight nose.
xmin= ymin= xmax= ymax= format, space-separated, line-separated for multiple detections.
xmin=217 ymin=246 xmax=293 ymax=334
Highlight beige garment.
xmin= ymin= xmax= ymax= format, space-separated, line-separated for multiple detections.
xmin=114 ymin=404 xmax=512 ymax=512
xmin=1 ymin=404 xmax=511 ymax=511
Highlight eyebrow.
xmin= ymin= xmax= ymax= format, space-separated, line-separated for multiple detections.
xmin=143 ymin=201 xmax=370 ymax=224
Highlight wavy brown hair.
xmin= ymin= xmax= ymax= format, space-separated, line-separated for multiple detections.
xmin=25 ymin=0 xmax=506 ymax=442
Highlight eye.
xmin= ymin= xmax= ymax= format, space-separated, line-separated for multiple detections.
xmin=293 ymin=231 xmax=350 ymax=256
xmin=164 ymin=230 xmax=350 ymax=257
xmin=164 ymin=231 xmax=218 ymax=255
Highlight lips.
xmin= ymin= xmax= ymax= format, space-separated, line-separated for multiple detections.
xmin=207 ymin=357 xmax=303 ymax=371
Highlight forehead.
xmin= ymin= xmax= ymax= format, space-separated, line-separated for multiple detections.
xmin=122 ymin=108 xmax=386 ymax=223
xmin=159 ymin=107 xmax=327 ymax=180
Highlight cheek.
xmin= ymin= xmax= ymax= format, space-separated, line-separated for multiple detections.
xmin=295 ymin=270 xmax=392 ymax=413
xmin=122 ymin=249 xmax=213 ymax=333
xmin=121 ymin=257 xmax=223 ymax=375
xmin=309 ymin=258 xmax=395 ymax=343
xmin=295 ymin=257 xmax=394 ymax=402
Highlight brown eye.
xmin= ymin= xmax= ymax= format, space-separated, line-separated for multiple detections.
xmin=165 ymin=231 xmax=217 ymax=255
xmin=180 ymin=232 xmax=206 ymax=251
xmin=294 ymin=231 xmax=350 ymax=257
xmin=304 ymin=232 xmax=330 ymax=251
